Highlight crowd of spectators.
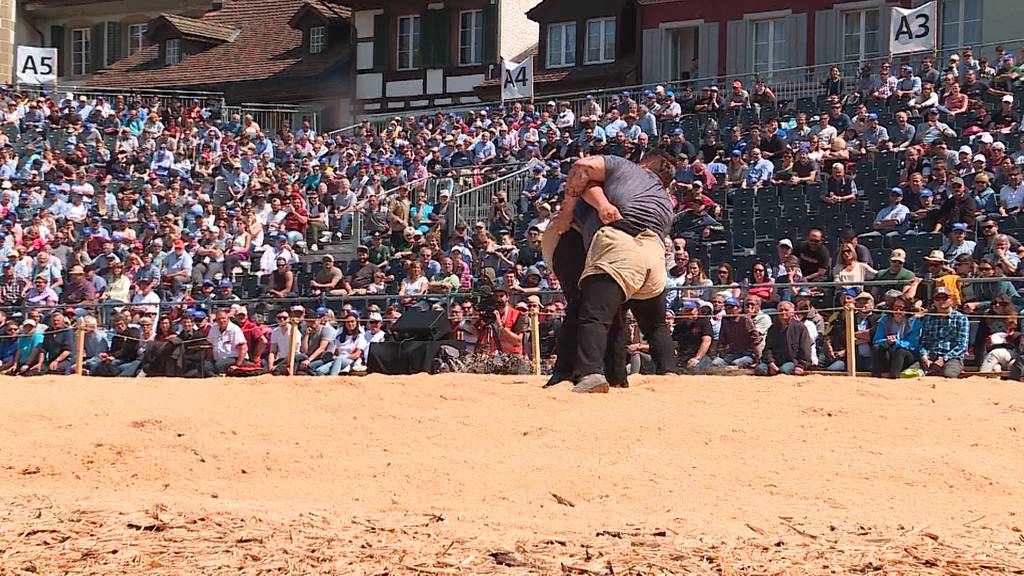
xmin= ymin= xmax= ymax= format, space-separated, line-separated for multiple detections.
xmin=3 ymin=43 xmax=1024 ymax=379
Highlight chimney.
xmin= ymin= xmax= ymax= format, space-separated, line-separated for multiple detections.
xmin=210 ymin=1 xmax=224 ymax=11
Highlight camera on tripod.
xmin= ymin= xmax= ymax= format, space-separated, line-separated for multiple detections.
xmin=474 ymin=285 xmax=500 ymax=325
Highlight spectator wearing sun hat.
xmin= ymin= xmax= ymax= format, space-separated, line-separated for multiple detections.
xmin=918 ymin=287 xmax=969 ymax=378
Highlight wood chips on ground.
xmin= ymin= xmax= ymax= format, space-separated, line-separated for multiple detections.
xmin=1 ymin=496 xmax=1022 ymax=575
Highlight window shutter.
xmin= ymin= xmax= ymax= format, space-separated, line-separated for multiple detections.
xmin=878 ymin=4 xmax=892 ymax=58
xmin=49 ymin=25 xmax=64 ymax=76
xmin=482 ymin=3 xmax=498 ymax=65
xmin=89 ymin=23 xmax=104 ymax=73
xmin=434 ymin=9 xmax=449 ymax=67
xmin=421 ymin=10 xmax=436 ymax=66
xmin=105 ymin=22 xmax=122 ymax=66
xmin=372 ymin=14 xmax=387 ymax=70
xmin=725 ymin=19 xmax=748 ymax=75
xmin=785 ymin=13 xmax=807 ymax=69
xmin=699 ymin=22 xmax=721 ymax=80
xmin=814 ymin=9 xmax=839 ymax=66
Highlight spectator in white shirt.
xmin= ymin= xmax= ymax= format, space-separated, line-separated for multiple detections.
xmin=999 ymin=166 xmax=1024 ymax=214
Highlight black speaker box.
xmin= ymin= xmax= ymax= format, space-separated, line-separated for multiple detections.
xmin=391 ymin=309 xmax=452 ymax=341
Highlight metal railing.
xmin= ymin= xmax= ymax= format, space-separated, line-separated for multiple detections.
xmin=224 ymin=103 xmax=322 ymax=136
xmin=12 ymin=84 xmax=227 ymax=110
xmin=451 ymin=161 xmax=538 ymax=229
xmin=8 ymin=84 xmax=326 ymax=138
xmin=345 ymin=37 xmax=1024 ymax=136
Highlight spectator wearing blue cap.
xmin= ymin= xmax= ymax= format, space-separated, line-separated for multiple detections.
xmin=894 ymin=65 xmax=922 ymax=100
xmin=520 ymin=164 xmax=548 ymax=216
xmin=672 ymin=300 xmax=713 ymax=373
xmin=939 ymin=223 xmax=977 ymax=265
xmin=218 ymin=278 xmax=240 ymax=302
xmin=723 ymin=149 xmax=748 ymax=189
xmin=667 ymin=128 xmax=697 ymax=162
xmin=867 ymin=187 xmax=911 ymax=237
xmin=863 ymin=113 xmax=890 ymax=154
xmin=259 ymin=233 xmax=299 ymax=275
xmin=712 ymin=297 xmax=760 ymax=369
xmin=657 ymin=90 xmax=681 ymax=126
xmin=909 ymin=187 xmax=939 ymax=232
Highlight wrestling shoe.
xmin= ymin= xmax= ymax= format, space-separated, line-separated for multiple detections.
xmin=571 ymin=373 xmax=609 ymax=394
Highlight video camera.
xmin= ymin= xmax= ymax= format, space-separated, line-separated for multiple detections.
xmin=474 ymin=284 xmax=500 ymax=325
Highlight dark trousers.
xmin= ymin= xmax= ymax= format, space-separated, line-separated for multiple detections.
xmin=551 ymin=228 xmax=627 ymax=383
xmin=871 ymin=345 xmax=916 ymax=378
xmin=576 ymin=273 xmax=676 ymax=378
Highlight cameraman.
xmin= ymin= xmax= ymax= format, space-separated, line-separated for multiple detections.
xmin=477 ymin=286 xmax=526 ymax=356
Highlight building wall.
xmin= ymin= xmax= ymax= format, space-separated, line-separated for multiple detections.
xmin=642 ymin=0 xmax=1024 ymax=83
xmin=640 ymin=0 xmax=914 ymax=81
xmin=0 ymin=0 xmax=14 ymax=84
xmin=353 ymin=0 xmax=508 ymax=114
xmin=978 ymin=0 xmax=1024 ymax=49
xmin=499 ymin=0 xmax=539 ymax=60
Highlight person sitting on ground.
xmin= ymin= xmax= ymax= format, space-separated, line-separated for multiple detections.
xmin=326 ymin=311 xmax=366 ymax=375
xmin=825 ymin=292 xmax=877 ymax=373
xmin=918 ymin=287 xmax=969 ymax=378
xmin=870 ymin=296 xmax=922 ymax=379
xmin=975 ymin=294 xmax=1018 ymax=373
xmin=673 ymin=300 xmax=713 ymax=373
xmin=711 ymin=296 xmax=760 ymax=369
xmin=267 ymin=309 xmax=303 ymax=375
xmin=41 ymin=312 xmax=74 ymax=375
xmin=755 ymin=301 xmax=813 ymax=376
xmin=8 ymin=318 xmax=43 ymax=376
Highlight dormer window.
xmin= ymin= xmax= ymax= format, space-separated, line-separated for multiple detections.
xmin=165 ymin=38 xmax=181 ymax=64
xmin=310 ymin=25 xmax=326 ymax=54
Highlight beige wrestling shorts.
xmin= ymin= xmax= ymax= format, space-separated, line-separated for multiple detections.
xmin=580 ymin=227 xmax=665 ymax=301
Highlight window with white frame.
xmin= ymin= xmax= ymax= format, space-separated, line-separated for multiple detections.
xmin=459 ymin=10 xmax=483 ymax=66
xmin=71 ymin=28 xmax=90 ymax=76
xmin=941 ymin=0 xmax=981 ymax=50
xmin=165 ymin=38 xmax=181 ymax=65
xmin=310 ymin=25 xmax=326 ymax=54
xmin=397 ymin=15 xmax=422 ymax=70
xmin=842 ymin=9 xmax=880 ymax=65
xmin=585 ymin=17 xmax=615 ymax=64
xmin=752 ymin=19 xmax=785 ymax=75
xmin=546 ymin=22 xmax=575 ymax=68
xmin=129 ymin=23 xmax=147 ymax=56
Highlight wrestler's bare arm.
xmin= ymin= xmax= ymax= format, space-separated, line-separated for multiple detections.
xmin=564 ymin=156 xmax=606 ymax=198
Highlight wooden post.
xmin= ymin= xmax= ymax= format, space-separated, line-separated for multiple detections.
xmin=74 ymin=318 xmax=86 ymax=376
xmin=528 ymin=305 xmax=544 ymax=377
xmin=845 ymin=303 xmax=856 ymax=378
xmin=286 ymin=318 xmax=299 ymax=376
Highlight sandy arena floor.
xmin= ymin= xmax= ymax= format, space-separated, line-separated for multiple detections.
xmin=0 ymin=373 xmax=1022 ymax=574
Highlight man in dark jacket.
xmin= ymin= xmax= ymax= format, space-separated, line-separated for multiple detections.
xmin=712 ymin=297 xmax=760 ymax=368
xmin=88 ymin=314 xmax=140 ymax=376
xmin=755 ymin=301 xmax=813 ymax=376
